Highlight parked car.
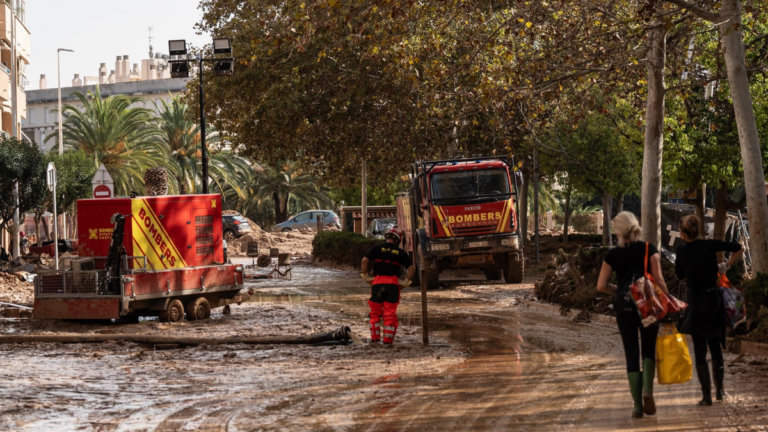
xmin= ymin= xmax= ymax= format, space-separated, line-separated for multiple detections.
xmin=367 ymin=218 xmax=398 ymax=239
xmin=223 ymin=214 xmax=252 ymax=241
xmin=272 ymin=210 xmax=340 ymax=232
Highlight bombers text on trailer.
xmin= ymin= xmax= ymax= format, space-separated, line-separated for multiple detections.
xmin=168 ymin=38 xmax=234 ymax=194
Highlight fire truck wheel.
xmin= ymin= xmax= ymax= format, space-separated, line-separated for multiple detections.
xmin=186 ymin=297 xmax=211 ymax=321
xmin=484 ymin=268 xmax=503 ymax=281
xmin=160 ymin=299 xmax=185 ymax=323
xmin=504 ymin=253 xmax=524 ymax=284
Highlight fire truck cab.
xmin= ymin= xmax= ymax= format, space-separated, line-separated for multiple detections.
xmin=397 ymin=156 xmax=524 ymax=289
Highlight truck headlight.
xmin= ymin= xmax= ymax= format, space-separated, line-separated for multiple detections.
xmin=500 ymin=238 xmax=518 ymax=247
xmin=430 ymin=243 xmax=451 ymax=251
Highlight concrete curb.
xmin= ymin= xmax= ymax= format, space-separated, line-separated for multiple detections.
xmin=524 ymin=300 xmax=768 ymax=359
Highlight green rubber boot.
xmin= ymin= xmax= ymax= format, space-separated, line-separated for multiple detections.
xmin=642 ymin=358 xmax=656 ymax=415
xmin=628 ymin=372 xmax=644 ymax=418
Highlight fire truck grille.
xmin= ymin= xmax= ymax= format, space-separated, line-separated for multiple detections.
xmin=195 ymin=215 xmax=213 ymax=224
xmin=35 ymin=270 xmax=108 ymax=295
xmin=451 ymin=224 xmax=497 ymax=236
xmin=195 ymin=235 xmax=213 ymax=245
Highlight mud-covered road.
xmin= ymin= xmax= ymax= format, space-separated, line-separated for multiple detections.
xmin=1 ymin=261 xmax=767 ymax=431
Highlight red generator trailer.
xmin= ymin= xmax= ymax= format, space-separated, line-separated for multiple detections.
xmin=33 ymin=194 xmax=246 ymax=322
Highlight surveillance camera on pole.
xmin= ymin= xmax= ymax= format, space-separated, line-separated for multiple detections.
xmin=167 ymin=38 xmax=234 ymax=194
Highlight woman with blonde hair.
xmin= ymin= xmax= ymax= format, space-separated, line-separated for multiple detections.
xmin=597 ymin=211 xmax=669 ymax=418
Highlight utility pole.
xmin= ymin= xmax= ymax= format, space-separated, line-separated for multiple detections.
xmin=198 ymin=55 xmax=208 ymax=194
xmin=10 ymin=0 xmax=19 ymax=258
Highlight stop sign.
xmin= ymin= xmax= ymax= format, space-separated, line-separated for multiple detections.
xmin=93 ymin=184 xmax=112 ymax=199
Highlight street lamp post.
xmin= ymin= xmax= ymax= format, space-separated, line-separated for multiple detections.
xmin=168 ymin=38 xmax=233 ymax=194
xmin=57 ymin=48 xmax=74 ymax=155
xmin=56 ymin=48 xmax=74 ymax=240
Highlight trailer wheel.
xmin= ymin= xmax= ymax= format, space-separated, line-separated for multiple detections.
xmin=484 ymin=268 xmax=503 ymax=281
xmin=504 ymin=253 xmax=524 ymax=284
xmin=186 ymin=297 xmax=211 ymax=321
xmin=159 ymin=299 xmax=185 ymax=323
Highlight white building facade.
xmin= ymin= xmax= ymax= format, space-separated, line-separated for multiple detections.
xmin=22 ymin=77 xmax=189 ymax=152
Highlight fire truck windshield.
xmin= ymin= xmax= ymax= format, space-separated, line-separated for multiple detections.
xmin=430 ymin=169 xmax=511 ymax=204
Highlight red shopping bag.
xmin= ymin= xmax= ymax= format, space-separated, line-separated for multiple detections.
xmin=630 ymin=243 xmax=687 ymax=327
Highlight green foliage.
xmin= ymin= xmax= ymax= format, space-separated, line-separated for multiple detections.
xmin=559 ymin=109 xmax=640 ymax=199
xmin=312 ymin=231 xmax=383 ymax=268
xmin=329 ymin=181 xmax=403 ymax=207
xmin=54 ymin=86 xmax=169 ymax=196
xmin=0 ymin=136 xmax=47 ymax=232
xmin=155 ymin=97 xmax=254 ymax=196
xmin=223 ymin=161 xmax=332 ymax=227
xmin=664 ymin=89 xmax=743 ymax=192
xmin=46 ymin=150 xmax=96 ymax=214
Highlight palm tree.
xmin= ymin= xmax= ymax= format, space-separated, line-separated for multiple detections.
xmin=254 ymin=161 xmax=332 ymax=223
xmin=53 ymin=86 xmax=169 ymax=196
xmin=155 ymin=97 xmax=253 ymax=196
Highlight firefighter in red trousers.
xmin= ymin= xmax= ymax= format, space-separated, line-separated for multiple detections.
xmin=360 ymin=228 xmax=415 ymax=345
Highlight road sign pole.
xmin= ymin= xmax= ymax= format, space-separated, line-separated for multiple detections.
xmin=47 ymin=163 xmax=59 ymax=270
xmin=52 ymin=183 xmax=59 ymax=270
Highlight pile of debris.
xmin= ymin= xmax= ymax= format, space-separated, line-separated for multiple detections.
xmin=535 ymin=244 xmax=682 ymax=318
xmin=0 ymin=255 xmax=60 ymax=307
xmin=0 ymin=270 xmax=34 ymax=306
xmin=535 ymin=246 xmax=613 ymax=315
xmin=229 ymin=224 xmax=315 ymax=258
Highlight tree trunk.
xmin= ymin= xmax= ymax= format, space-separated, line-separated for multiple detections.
xmin=714 ymin=184 xmax=729 ymax=262
xmin=41 ymin=216 xmax=50 ymax=243
xmin=519 ymin=167 xmax=531 ymax=242
xmin=563 ymin=187 xmax=572 ymax=244
xmin=178 ymin=174 xmax=187 ymax=195
xmin=602 ymin=193 xmax=613 ymax=247
xmin=616 ymin=192 xmax=625 ymax=214
xmin=273 ymin=192 xmax=289 ymax=223
xmin=719 ymin=0 xmax=768 ymax=273
xmin=34 ymin=211 xmax=42 ymax=247
xmin=641 ymin=25 xmax=667 ymax=248
xmin=695 ymin=184 xmax=707 ymax=238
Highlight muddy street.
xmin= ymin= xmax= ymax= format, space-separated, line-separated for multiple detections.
xmin=1 ymin=263 xmax=767 ymax=431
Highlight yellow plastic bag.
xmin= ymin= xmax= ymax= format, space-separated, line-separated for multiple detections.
xmin=656 ymin=324 xmax=693 ymax=385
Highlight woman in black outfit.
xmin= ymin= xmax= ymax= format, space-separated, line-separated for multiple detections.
xmin=675 ymin=215 xmax=743 ymax=405
xmin=598 ymin=212 xmax=670 ymax=418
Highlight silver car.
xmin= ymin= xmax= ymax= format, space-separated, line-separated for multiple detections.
xmin=272 ymin=210 xmax=340 ymax=232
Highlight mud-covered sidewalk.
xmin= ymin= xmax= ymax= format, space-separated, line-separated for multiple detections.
xmin=1 ymin=262 xmax=767 ymax=431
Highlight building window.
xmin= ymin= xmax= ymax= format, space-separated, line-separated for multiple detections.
xmin=28 ymin=108 xmax=34 ymax=124
xmin=44 ymin=107 xmax=50 ymax=124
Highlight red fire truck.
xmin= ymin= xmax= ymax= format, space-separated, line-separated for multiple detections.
xmin=33 ymin=194 xmax=246 ymax=321
xmin=397 ymin=156 xmax=524 ymax=289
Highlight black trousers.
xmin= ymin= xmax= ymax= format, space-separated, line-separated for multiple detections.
xmin=692 ymin=336 xmax=723 ymax=365
xmin=616 ymin=310 xmax=659 ymax=373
